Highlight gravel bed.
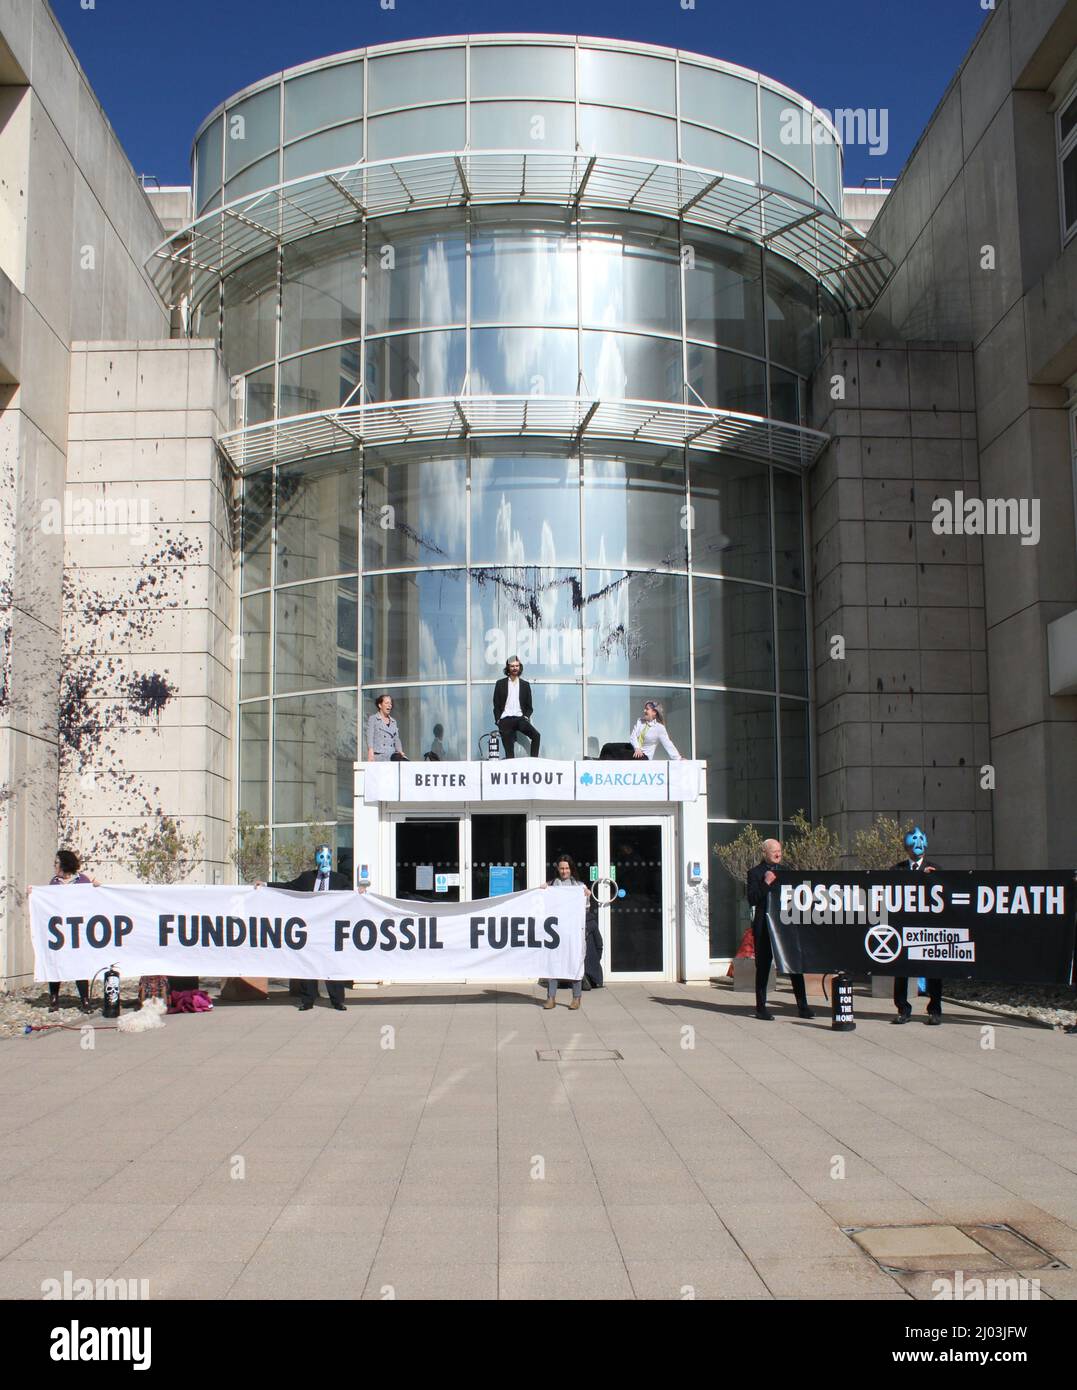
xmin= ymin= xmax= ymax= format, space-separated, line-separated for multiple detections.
xmin=0 ymin=980 xmax=144 ymax=1040
xmin=943 ymin=979 xmax=1077 ymax=1030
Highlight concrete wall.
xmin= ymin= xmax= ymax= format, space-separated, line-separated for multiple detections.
xmin=0 ymin=0 xmax=171 ymax=985
xmin=809 ymin=340 xmax=992 ymax=870
xmin=62 ymin=341 xmax=234 ymax=891
xmin=855 ymin=0 xmax=1077 ymax=870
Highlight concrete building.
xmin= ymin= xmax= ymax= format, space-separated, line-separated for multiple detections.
xmin=1 ymin=1 xmax=1075 ymax=990
xmin=811 ymin=0 xmax=1077 ymax=874
xmin=0 ymin=0 xmax=231 ymax=987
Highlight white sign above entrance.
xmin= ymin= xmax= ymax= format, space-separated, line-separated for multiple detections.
xmin=576 ymin=764 xmax=669 ymax=801
xmin=483 ymin=761 xmax=575 ymax=800
xmin=362 ymin=760 xmax=704 ymax=804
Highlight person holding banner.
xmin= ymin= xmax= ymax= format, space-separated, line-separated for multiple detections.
xmin=28 ymin=850 xmax=99 ymax=1013
xmin=540 ymin=855 xmax=591 ymax=1008
xmin=891 ymin=826 xmax=943 ymax=1025
xmin=746 ymin=838 xmax=813 ymax=1021
xmin=269 ymin=845 xmax=353 ymax=1011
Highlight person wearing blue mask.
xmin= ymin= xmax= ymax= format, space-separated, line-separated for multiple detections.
xmin=891 ymin=826 xmax=943 ymax=1025
xmin=269 ymin=845 xmax=353 ymax=1012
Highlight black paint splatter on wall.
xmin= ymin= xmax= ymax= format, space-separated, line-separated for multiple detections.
xmin=57 ymin=532 xmax=203 ymax=867
xmin=127 ymin=672 xmax=176 ymax=720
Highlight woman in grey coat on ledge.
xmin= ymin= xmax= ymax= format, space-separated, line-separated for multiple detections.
xmin=366 ymin=693 xmax=407 ymax=761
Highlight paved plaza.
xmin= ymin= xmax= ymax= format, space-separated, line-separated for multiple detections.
xmin=2 ymin=982 xmax=1076 ymax=1300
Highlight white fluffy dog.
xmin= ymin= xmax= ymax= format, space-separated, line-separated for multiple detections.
xmin=116 ymin=996 xmax=167 ymax=1033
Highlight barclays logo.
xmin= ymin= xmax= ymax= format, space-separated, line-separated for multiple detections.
xmin=580 ymin=771 xmax=665 ymax=789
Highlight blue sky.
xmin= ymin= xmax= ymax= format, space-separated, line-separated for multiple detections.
xmin=53 ymin=0 xmax=987 ymax=189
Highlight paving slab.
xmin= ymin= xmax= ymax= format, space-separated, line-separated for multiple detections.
xmin=2 ymin=984 xmax=1077 ymax=1299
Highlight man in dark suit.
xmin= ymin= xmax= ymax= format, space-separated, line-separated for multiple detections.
xmin=493 ymin=656 xmax=540 ymax=759
xmin=746 ymin=838 xmax=813 ymax=1021
xmin=270 ymin=845 xmax=353 ymax=1012
xmin=891 ymin=825 xmax=943 ymax=1024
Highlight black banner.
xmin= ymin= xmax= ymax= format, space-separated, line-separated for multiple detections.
xmin=766 ymin=871 xmax=1076 ymax=983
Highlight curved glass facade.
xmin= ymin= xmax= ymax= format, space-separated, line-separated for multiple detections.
xmin=212 ymin=35 xmax=839 ymax=957
xmin=214 ymin=209 xmax=841 ymax=430
xmin=192 ymin=38 xmax=843 ymax=219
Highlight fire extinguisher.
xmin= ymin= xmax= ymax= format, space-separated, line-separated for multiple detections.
xmin=102 ymin=965 xmax=121 ymax=1019
xmin=830 ymin=972 xmax=856 ymax=1032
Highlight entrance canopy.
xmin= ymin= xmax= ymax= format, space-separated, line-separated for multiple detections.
xmin=361 ymin=758 xmax=705 ymax=804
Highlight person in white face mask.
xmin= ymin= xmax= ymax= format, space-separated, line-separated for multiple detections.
xmin=269 ymin=845 xmax=352 ymax=1012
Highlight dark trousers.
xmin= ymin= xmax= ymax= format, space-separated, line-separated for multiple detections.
xmin=299 ymin=979 xmax=346 ymax=1006
xmin=498 ymin=716 xmax=540 ymax=758
xmin=894 ymin=977 xmax=942 ymax=1015
xmin=49 ymin=981 xmax=88 ymax=1005
xmin=752 ymin=917 xmax=807 ymax=1012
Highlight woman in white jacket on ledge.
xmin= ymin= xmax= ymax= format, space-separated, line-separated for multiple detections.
xmin=629 ymin=701 xmax=681 ymax=760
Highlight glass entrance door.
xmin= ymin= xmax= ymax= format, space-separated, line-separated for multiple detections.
xmin=393 ymin=817 xmax=462 ymax=903
xmin=540 ymin=816 xmax=672 ymax=981
xmin=607 ymin=822 xmax=664 ymax=974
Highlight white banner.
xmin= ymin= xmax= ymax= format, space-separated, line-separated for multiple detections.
xmin=30 ymin=884 xmax=585 ymax=983
xmin=363 ymin=759 xmax=703 ymax=803
xmin=397 ymin=761 xmax=481 ymax=801
xmin=481 ymin=761 xmax=575 ymax=799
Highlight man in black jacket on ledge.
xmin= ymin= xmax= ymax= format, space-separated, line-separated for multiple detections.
xmin=493 ymin=656 xmax=541 ymax=759
xmin=746 ymin=838 xmax=813 ymax=1021
xmin=891 ymin=825 xmax=943 ymax=1025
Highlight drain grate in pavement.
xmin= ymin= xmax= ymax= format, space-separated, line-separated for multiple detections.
xmin=536 ymin=1048 xmax=623 ymax=1062
xmin=844 ymin=1222 xmax=1068 ymax=1276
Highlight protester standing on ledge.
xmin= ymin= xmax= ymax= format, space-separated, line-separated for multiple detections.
xmin=891 ymin=826 xmax=943 ymax=1026
xmin=745 ymin=838 xmax=813 ymax=1021
xmin=629 ymin=700 xmax=681 ymax=760
xmin=28 ymin=850 xmax=99 ymax=1013
xmin=367 ymin=692 xmax=407 ymax=761
xmin=493 ymin=656 xmax=540 ymax=759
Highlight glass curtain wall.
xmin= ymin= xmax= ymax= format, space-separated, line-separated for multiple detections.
xmin=239 ymin=440 xmax=810 ymax=956
xmin=221 ymin=210 xmax=844 ymax=432
xmin=192 ymin=40 xmax=843 ymax=219
xmin=219 ymin=40 xmax=844 ymax=952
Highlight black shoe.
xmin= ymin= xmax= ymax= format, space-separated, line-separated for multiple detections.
xmin=298 ymin=1001 xmax=314 ymax=1012
xmin=47 ymin=1000 xmax=59 ymax=1013
xmin=331 ymin=1001 xmax=346 ymax=1011
xmin=754 ymin=1008 xmax=774 ymax=1021
xmin=891 ymin=1010 xmax=912 ymax=1025
xmin=925 ymin=1013 xmax=942 ymax=1026
xmin=798 ymin=1007 xmax=815 ymax=1019
xmin=1064 ymin=1024 xmax=1077 ymax=1035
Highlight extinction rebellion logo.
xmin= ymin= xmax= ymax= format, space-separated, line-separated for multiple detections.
xmin=865 ymin=925 xmax=901 ymax=963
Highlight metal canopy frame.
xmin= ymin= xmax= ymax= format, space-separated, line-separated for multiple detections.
xmin=148 ymin=150 xmax=893 ymax=314
xmin=218 ymin=394 xmax=830 ymax=475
